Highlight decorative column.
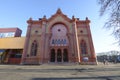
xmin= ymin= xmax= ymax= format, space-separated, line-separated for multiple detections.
xmin=67 ymin=33 xmax=74 ymax=62
xmin=40 ymin=16 xmax=47 ymax=64
xmin=44 ymin=33 xmax=51 ymax=63
xmin=85 ymin=17 xmax=97 ymax=63
xmin=72 ymin=16 xmax=80 ymax=63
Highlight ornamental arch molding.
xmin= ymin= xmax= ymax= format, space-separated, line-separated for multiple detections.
xmin=49 ymin=23 xmax=69 ymax=47
xmin=47 ymin=21 xmax=71 ymax=33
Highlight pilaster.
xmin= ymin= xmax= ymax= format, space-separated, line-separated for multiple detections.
xmin=44 ymin=33 xmax=51 ymax=63
xmin=67 ymin=33 xmax=74 ymax=62
xmin=72 ymin=19 xmax=80 ymax=63
xmin=86 ymin=21 xmax=96 ymax=62
xmin=40 ymin=19 xmax=47 ymax=63
xmin=21 ymin=23 xmax=32 ymax=64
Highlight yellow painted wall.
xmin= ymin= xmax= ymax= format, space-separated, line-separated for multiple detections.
xmin=0 ymin=37 xmax=25 ymax=49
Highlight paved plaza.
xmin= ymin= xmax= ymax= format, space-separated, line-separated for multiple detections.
xmin=0 ymin=63 xmax=120 ymax=80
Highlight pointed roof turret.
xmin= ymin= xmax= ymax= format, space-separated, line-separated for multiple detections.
xmin=56 ymin=8 xmax=62 ymax=14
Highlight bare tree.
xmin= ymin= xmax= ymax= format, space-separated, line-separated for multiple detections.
xmin=98 ymin=0 xmax=120 ymax=45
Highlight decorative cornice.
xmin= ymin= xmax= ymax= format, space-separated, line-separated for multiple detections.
xmin=27 ymin=18 xmax=42 ymax=24
xmin=27 ymin=9 xmax=90 ymax=25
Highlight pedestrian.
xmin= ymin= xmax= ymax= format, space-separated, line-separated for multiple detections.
xmin=103 ymin=59 xmax=106 ymax=65
xmin=103 ymin=59 xmax=108 ymax=65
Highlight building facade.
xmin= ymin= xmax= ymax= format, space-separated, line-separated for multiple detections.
xmin=0 ymin=28 xmax=22 ymax=38
xmin=21 ymin=9 xmax=97 ymax=64
xmin=0 ymin=28 xmax=25 ymax=64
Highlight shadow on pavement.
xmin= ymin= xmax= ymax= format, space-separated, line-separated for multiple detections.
xmin=31 ymin=75 xmax=120 ymax=80
xmin=0 ymin=67 xmax=120 ymax=73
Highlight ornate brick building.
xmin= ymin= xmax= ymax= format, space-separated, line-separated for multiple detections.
xmin=21 ymin=9 xmax=97 ymax=64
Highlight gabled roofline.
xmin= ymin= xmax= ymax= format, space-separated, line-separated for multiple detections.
xmin=26 ymin=9 xmax=91 ymax=25
xmin=48 ymin=8 xmax=72 ymax=22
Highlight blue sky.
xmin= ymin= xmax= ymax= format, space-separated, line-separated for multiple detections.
xmin=0 ymin=0 xmax=119 ymax=53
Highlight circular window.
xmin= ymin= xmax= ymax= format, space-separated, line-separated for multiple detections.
xmin=35 ymin=30 xmax=38 ymax=33
xmin=58 ymin=29 xmax=61 ymax=32
xmin=80 ymin=30 xmax=83 ymax=33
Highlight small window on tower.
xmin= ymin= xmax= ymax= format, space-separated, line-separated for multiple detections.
xmin=35 ymin=30 xmax=38 ymax=33
xmin=80 ymin=30 xmax=83 ymax=33
xmin=52 ymin=39 xmax=55 ymax=44
xmin=58 ymin=29 xmax=61 ymax=32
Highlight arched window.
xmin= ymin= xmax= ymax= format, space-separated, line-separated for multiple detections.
xmin=58 ymin=39 xmax=61 ymax=44
xmin=61 ymin=39 xmax=64 ymax=44
xmin=55 ymin=39 xmax=57 ymax=44
xmin=50 ymin=24 xmax=69 ymax=46
xmin=52 ymin=39 xmax=55 ymax=44
xmin=63 ymin=39 xmax=66 ymax=44
xmin=80 ymin=40 xmax=87 ymax=54
xmin=30 ymin=40 xmax=38 ymax=56
xmin=50 ymin=49 xmax=55 ymax=62
xmin=63 ymin=49 xmax=68 ymax=62
xmin=57 ymin=49 xmax=62 ymax=62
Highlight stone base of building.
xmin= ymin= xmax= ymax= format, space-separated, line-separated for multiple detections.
xmin=21 ymin=61 xmax=97 ymax=65
xmin=80 ymin=62 xmax=98 ymax=65
xmin=21 ymin=56 xmax=97 ymax=65
xmin=21 ymin=57 xmax=40 ymax=65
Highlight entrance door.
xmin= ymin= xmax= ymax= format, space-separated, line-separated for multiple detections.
xmin=63 ymin=49 xmax=68 ymax=62
xmin=50 ymin=49 xmax=55 ymax=62
xmin=57 ymin=49 xmax=62 ymax=62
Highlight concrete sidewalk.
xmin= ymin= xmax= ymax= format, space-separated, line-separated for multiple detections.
xmin=0 ymin=63 xmax=120 ymax=80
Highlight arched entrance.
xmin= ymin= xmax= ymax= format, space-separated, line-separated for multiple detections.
xmin=50 ymin=49 xmax=55 ymax=62
xmin=63 ymin=49 xmax=68 ymax=62
xmin=49 ymin=24 xmax=69 ymax=63
xmin=57 ymin=49 xmax=62 ymax=62
xmin=50 ymin=48 xmax=68 ymax=63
